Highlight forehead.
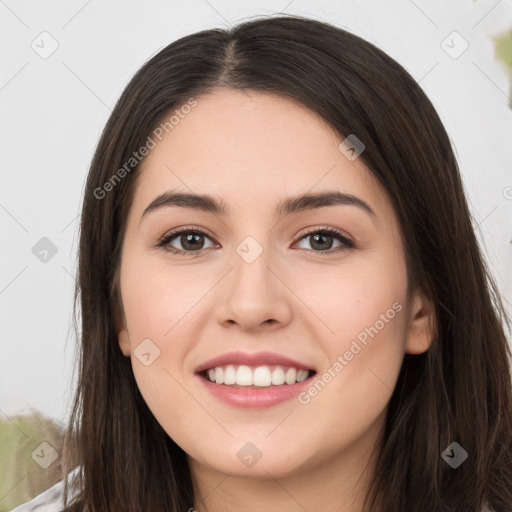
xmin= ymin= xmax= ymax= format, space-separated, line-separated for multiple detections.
xmin=129 ymin=88 xmax=391 ymax=225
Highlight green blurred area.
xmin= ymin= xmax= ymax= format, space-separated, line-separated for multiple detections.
xmin=0 ymin=411 xmax=65 ymax=511
xmin=496 ymin=30 xmax=512 ymax=67
xmin=495 ymin=29 xmax=512 ymax=108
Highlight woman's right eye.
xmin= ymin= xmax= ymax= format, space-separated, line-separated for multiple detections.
xmin=157 ymin=229 xmax=217 ymax=255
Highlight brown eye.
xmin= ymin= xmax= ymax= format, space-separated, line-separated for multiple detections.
xmin=157 ymin=229 xmax=216 ymax=254
xmin=294 ymin=228 xmax=355 ymax=253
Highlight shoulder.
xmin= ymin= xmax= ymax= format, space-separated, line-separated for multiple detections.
xmin=9 ymin=467 xmax=80 ymax=512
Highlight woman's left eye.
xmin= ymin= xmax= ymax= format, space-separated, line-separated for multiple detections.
xmin=294 ymin=228 xmax=355 ymax=252
xmin=156 ymin=227 xmax=354 ymax=255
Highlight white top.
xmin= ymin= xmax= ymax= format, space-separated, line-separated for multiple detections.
xmin=9 ymin=467 xmax=80 ymax=512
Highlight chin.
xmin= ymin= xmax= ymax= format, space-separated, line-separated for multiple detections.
xmin=187 ymin=439 xmax=317 ymax=480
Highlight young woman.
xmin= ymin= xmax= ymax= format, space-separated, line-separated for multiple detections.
xmin=12 ymin=13 xmax=512 ymax=512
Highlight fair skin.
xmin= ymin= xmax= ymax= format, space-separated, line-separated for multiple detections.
xmin=116 ymin=88 xmax=435 ymax=512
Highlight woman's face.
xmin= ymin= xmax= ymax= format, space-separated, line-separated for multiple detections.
xmin=116 ymin=88 xmax=433 ymax=482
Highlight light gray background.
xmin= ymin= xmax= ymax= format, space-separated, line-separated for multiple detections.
xmin=1 ymin=0 xmax=511 ymax=426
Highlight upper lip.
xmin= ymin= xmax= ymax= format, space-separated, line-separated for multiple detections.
xmin=195 ymin=351 xmax=316 ymax=373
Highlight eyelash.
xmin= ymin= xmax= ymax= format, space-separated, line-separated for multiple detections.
xmin=155 ymin=225 xmax=355 ymax=256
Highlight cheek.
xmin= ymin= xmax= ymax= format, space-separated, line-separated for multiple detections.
xmin=119 ymin=254 xmax=216 ymax=438
xmin=292 ymin=301 xmax=407 ymax=459
xmin=291 ymin=247 xmax=408 ymax=346
xmin=120 ymin=253 xmax=212 ymax=349
xmin=288 ymin=250 xmax=408 ymax=425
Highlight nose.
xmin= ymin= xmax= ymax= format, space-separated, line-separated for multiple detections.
xmin=215 ymin=240 xmax=293 ymax=332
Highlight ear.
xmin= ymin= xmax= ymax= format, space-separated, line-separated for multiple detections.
xmin=404 ymin=286 xmax=436 ymax=354
xmin=113 ymin=297 xmax=131 ymax=357
xmin=111 ymin=269 xmax=131 ymax=357
xmin=118 ymin=325 xmax=131 ymax=357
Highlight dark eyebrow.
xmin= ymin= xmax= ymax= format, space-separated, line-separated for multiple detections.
xmin=140 ymin=190 xmax=378 ymax=225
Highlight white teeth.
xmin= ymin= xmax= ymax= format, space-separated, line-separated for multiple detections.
xmin=271 ymin=367 xmax=285 ymax=385
xmin=253 ymin=366 xmax=272 ymax=387
xmin=236 ymin=365 xmax=253 ymax=386
xmin=224 ymin=364 xmax=236 ymax=385
xmin=285 ymin=368 xmax=297 ymax=385
xmin=296 ymin=369 xmax=309 ymax=382
xmin=205 ymin=364 xmax=312 ymax=386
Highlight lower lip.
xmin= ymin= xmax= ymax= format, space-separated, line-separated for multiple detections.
xmin=197 ymin=374 xmax=314 ymax=408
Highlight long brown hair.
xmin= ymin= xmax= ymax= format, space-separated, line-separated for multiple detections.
xmin=62 ymin=14 xmax=512 ymax=512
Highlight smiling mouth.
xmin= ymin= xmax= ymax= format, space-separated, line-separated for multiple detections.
xmin=199 ymin=364 xmax=317 ymax=388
